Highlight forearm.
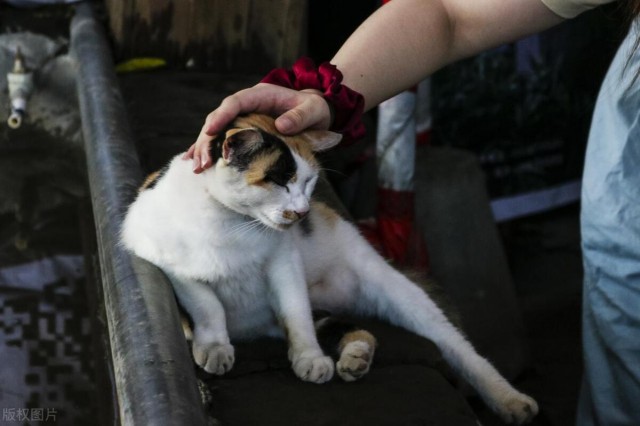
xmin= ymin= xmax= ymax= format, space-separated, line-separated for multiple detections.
xmin=331 ymin=0 xmax=564 ymax=111
xmin=188 ymin=0 xmax=565 ymax=167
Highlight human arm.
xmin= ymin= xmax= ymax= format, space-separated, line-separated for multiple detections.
xmin=188 ymin=0 xmax=565 ymax=172
xmin=331 ymin=0 xmax=565 ymax=110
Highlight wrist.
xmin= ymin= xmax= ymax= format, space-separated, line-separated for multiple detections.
xmin=260 ymin=57 xmax=365 ymax=142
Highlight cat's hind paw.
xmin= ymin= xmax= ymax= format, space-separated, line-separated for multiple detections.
xmin=494 ymin=391 xmax=538 ymax=425
xmin=337 ymin=340 xmax=373 ymax=382
xmin=193 ymin=342 xmax=235 ymax=375
xmin=292 ymin=352 xmax=334 ymax=384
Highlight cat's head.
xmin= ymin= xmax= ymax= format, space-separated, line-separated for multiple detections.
xmin=207 ymin=114 xmax=341 ymax=230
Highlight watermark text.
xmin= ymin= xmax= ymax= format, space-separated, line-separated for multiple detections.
xmin=2 ymin=408 xmax=57 ymax=422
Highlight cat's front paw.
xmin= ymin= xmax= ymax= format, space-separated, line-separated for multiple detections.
xmin=493 ymin=391 xmax=538 ymax=425
xmin=291 ymin=351 xmax=334 ymax=384
xmin=193 ymin=342 xmax=235 ymax=375
xmin=337 ymin=341 xmax=373 ymax=382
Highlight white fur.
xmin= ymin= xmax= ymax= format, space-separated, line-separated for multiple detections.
xmin=122 ymin=149 xmax=538 ymax=424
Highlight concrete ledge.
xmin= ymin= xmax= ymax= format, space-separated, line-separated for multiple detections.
xmin=414 ymin=146 xmax=528 ymax=380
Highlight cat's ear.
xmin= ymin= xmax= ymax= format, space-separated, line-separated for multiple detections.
xmin=222 ymin=128 xmax=262 ymax=163
xmin=302 ymin=130 xmax=342 ymax=152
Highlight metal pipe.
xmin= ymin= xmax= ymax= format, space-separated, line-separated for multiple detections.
xmin=70 ymin=3 xmax=206 ymax=425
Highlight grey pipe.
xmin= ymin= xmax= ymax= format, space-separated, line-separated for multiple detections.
xmin=70 ymin=3 xmax=206 ymax=425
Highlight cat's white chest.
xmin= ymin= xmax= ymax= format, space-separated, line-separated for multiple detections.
xmin=211 ymin=268 xmax=278 ymax=339
xmin=125 ymin=199 xmax=280 ymax=337
xmin=167 ymin=215 xmax=278 ymax=281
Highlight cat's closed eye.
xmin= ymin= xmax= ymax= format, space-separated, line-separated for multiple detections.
xmin=264 ymin=174 xmax=290 ymax=192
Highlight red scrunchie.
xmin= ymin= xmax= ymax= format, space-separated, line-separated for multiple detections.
xmin=260 ymin=57 xmax=365 ymax=142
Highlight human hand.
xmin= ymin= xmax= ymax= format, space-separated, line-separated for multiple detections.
xmin=184 ymin=83 xmax=332 ymax=173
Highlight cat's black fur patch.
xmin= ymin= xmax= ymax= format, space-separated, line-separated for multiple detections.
xmin=238 ymin=134 xmax=295 ymax=186
xmin=314 ymin=316 xmax=360 ymax=358
xmin=211 ymin=126 xmax=297 ymax=185
xmin=208 ymin=131 xmax=228 ymax=164
xmin=256 ymin=131 xmax=296 ymax=186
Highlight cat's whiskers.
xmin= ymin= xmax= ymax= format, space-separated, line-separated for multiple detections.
xmin=257 ymin=222 xmax=277 ymax=238
xmin=319 ymin=167 xmax=347 ymax=178
xmin=224 ymin=218 xmax=264 ymax=240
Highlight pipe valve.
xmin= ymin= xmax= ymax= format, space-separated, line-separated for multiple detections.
xmin=7 ymin=48 xmax=34 ymax=129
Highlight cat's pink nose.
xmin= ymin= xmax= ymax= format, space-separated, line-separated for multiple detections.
xmin=296 ymin=209 xmax=309 ymax=219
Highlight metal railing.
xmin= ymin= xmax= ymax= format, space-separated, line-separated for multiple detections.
xmin=71 ymin=3 xmax=206 ymax=424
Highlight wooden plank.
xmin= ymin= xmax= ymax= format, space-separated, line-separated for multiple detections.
xmin=104 ymin=0 xmax=306 ymax=73
xmin=249 ymin=0 xmax=307 ymax=67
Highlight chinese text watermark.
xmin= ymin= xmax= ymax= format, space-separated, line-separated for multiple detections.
xmin=2 ymin=408 xmax=57 ymax=422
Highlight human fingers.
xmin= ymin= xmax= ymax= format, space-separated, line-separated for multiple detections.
xmin=274 ymin=89 xmax=332 ymax=135
xmin=190 ymin=84 xmax=331 ymax=173
xmin=189 ymin=129 xmax=215 ymax=174
xmin=203 ymin=95 xmax=243 ymax=137
xmin=203 ymin=84 xmax=330 ymax=136
xmin=185 ymin=85 xmax=272 ymax=174
xmin=182 ymin=143 xmax=196 ymax=160
xmin=186 ymin=94 xmax=247 ymax=173
xmin=203 ymin=84 xmax=285 ymax=136
xmin=191 ymin=87 xmax=269 ymax=173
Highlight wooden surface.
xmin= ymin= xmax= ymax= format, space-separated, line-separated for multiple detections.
xmin=105 ymin=0 xmax=307 ymax=73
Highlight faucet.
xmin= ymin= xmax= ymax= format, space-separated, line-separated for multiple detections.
xmin=7 ymin=48 xmax=34 ymax=129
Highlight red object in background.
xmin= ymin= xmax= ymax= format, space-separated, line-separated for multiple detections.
xmin=359 ymin=188 xmax=429 ymax=274
xmin=416 ymin=129 xmax=432 ymax=146
xmin=376 ymin=188 xmax=429 ymax=273
xmin=377 ymin=188 xmax=413 ymax=262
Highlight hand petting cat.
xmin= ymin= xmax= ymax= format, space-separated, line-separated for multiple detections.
xmin=184 ymin=83 xmax=331 ymax=174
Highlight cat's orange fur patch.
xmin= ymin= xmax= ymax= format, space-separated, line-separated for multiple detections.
xmin=234 ymin=114 xmax=318 ymax=167
xmin=234 ymin=114 xmax=276 ymax=133
xmin=225 ymin=127 xmax=249 ymax=139
xmin=140 ymin=171 xmax=161 ymax=192
xmin=312 ymin=201 xmax=339 ymax=227
xmin=338 ymin=330 xmax=377 ymax=354
xmin=283 ymin=136 xmax=318 ymax=167
xmin=282 ymin=210 xmax=298 ymax=221
xmin=244 ymin=151 xmax=281 ymax=186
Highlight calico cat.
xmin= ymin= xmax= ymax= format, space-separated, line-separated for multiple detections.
xmin=121 ymin=114 xmax=537 ymax=424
